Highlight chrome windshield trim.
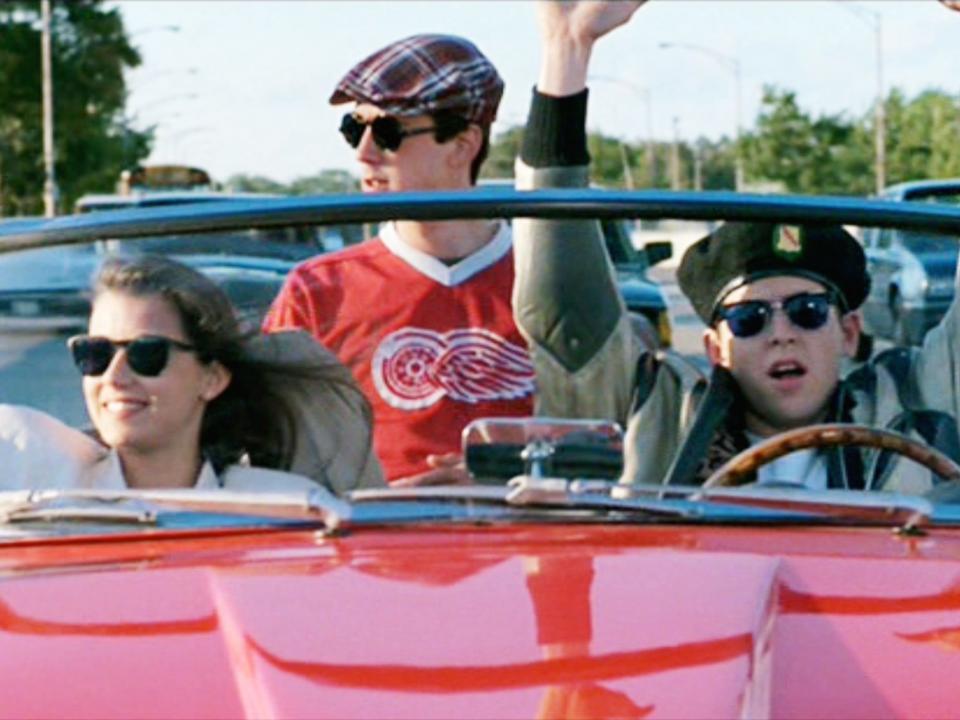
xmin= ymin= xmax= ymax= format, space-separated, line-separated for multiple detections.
xmin=0 ymin=487 xmax=349 ymax=530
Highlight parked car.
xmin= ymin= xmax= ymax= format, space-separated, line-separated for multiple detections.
xmin=0 ymin=192 xmax=329 ymax=331
xmin=860 ymin=179 xmax=960 ymax=345
xmin=1 ymin=188 xmax=960 ymax=719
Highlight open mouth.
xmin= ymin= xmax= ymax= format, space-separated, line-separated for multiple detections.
xmin=768 ymin=360 xmax=807 ymax=380
xmin=362 ymin=177 xmax=388 ymax=192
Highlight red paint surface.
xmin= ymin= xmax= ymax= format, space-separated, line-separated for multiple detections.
xmin=0 ymin=524 xmax=959 ymax=718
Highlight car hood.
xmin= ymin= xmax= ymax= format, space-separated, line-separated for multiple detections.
xmin=1 ymin=524 xmax=959 ymax=719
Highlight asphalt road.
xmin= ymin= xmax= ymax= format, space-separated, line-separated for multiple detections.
xmin=651 ymin=266 xmax=710 ymax=370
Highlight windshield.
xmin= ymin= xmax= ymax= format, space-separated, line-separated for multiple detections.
xmin=0 ymin=195 xmax=959 ymax=540
xmin=1 ymin=0 xmax=960 ymax=541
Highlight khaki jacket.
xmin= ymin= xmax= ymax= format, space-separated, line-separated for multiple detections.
xmin=244 ymin=331 xmax=384 ymax=492
xmin=513 ymin=161 xmax=960 ymax=494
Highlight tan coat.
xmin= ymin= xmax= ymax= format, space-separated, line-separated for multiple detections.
xmin=244 ymin=331 xmax=384 ymax=492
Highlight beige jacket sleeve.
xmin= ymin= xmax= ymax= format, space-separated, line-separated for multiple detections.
xmin=512 ymin=160 xmax=644 ymax=427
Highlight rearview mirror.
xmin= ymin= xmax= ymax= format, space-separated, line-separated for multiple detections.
xmin=462 ymin=417 xmax=624 ymax=483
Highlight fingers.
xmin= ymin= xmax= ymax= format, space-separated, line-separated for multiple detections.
xmin=426 ymin=452 xmax=464 ymax=469
xmin=391 ymin=465 xmax=474 ymax=488
xmin=536 ymin=0 xmax=646 ymax=97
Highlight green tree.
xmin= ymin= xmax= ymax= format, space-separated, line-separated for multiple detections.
xmin=742 ymin=85 xmax=873 ymax=195
xmin=288 ymin=169 xmax=358 ymax=195
xmin=480 ymin=125 xmax=521 ymax=180
xmin=224 ymin=173 xmax=289 ymax=194
xmin=0 ymin=0 xmax=151 ymax=215
xmin=885 ymin=89 xmax=960 ymax=185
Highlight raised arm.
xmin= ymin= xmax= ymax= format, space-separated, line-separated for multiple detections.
xmin=512 ymin=1 xmax=645 ymax=423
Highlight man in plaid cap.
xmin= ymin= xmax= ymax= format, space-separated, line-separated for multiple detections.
xmin=510 ymin=0 xmax=960 ymax=492
xmin=264 ymin=34 xmax=534 ymax=486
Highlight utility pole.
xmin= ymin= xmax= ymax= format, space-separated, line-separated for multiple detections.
xmin=693 ymin=143 xmax=703 ymax=191
xmin=874 ymin=14 xmax=886 ymax=192
xmin=587 ymin=75 xmax=655 ymax=187
xmin=659 ymin=42 xmax=743 ymax=190
xmin=670 ymin=116 xmax=682 ymax=190
xmin=618 ymin=142 xmax=635 ymax=189
xmin=41 ymin=0 xmax=58 ymax=217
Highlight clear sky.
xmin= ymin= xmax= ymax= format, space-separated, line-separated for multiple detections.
xmin=114 ymin=1 xmax=960 ymax=184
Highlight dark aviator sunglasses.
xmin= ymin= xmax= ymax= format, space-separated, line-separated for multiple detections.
xmin=67 ymin=335 xmax=199 ymax=378
xmin=339 ymin=113 xmax=437 ymax=152
xmin=713 ymin=291 xmax=839 ymax=339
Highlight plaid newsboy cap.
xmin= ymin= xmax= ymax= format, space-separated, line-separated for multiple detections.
xmin=329 ymin=34 xmax=503 ymax=126
xmin=678 ymin=222 xmax=870 ymax=323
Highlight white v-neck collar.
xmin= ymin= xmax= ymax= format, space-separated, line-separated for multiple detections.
xmin=379 ymin=221 xmax=512 ymax=287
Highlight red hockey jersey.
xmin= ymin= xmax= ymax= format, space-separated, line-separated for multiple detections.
xmin=263 ymin=222 xmax=534 ymax=481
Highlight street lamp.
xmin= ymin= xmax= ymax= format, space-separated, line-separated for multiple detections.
xmin=151 ymin=125 xmax=215 ymax=162
xmin=131 ymin=66 xmax=198 ymax=91
xmin=129 ymin=24 xmax=180 ymax=38
xmin=588 ymin=75 xmax=656 ymax=187
xmin=659 ymin=41 xmax=743 ymax=191
xmin=833 ymin=2 xmax=885 ymax=193
xmin=131 ymin=92 xmax=199 ymax=118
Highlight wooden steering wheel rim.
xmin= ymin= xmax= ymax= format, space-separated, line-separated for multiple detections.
xmin=701 ymin=423 xmax=960 ymax=489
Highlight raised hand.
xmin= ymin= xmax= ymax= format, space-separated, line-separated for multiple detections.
xmin=537 ymin=0 xmax=645 ymax=46
xmin=535 ymin=0 xmax=646 ymax=95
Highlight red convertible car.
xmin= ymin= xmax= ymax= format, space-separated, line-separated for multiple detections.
xmin=1 ymin=188 xmax=959 ymax=719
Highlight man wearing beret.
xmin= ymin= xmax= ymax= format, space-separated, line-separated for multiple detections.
xmin=511 ymin=0 xmax=960 ymax=492
xmin=264 ymin=35 xmax=534 ymax=485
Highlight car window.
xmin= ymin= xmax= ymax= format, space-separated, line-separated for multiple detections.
xmin=898 ymin=230 xmax=959 ymax=253
xmin=907 ymin=190 xmax=960 ymax=206
xmin=103 ymin=227 xmax=324 ymax=260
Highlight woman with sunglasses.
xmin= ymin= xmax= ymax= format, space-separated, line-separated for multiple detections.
xmin=507 ymin=0 xmax=960 ymax=493
xmin=2 ymin=255 xmax=383 ymax=492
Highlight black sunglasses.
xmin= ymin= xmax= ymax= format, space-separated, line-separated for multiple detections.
xmin=67 ymin=335 xmax=198 ymax=378
xmin=713 ymin=291 xmax=839 ymax=339
xmin=339 ymin=113 xmax=437 ymax=152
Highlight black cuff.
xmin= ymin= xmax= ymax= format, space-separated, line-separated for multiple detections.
xmin=520 ymin=87 xmax=589 ymax=169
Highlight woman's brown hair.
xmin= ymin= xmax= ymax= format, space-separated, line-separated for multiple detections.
xmin=93 ymin=255 xmax=372 ymax=475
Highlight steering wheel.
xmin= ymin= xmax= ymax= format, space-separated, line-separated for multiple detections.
xmin=701 ymin=423 xmax=960 ymax=489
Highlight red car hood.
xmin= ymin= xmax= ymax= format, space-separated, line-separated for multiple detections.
xmin=1 ymin=524 xmax=960 ymax=719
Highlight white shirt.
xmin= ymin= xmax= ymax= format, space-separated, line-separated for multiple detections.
xmin=746 ymin=431 xmax=829 ymax=490
xmin=0 ymin=404 xmax=318 ymax=492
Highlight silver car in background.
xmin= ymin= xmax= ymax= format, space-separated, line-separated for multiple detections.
xmin=860 ymin=179 xmax=960 ymax=345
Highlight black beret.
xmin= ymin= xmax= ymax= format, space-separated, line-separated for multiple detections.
xmin=677 ymin=222 xmax=870 ymax=323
